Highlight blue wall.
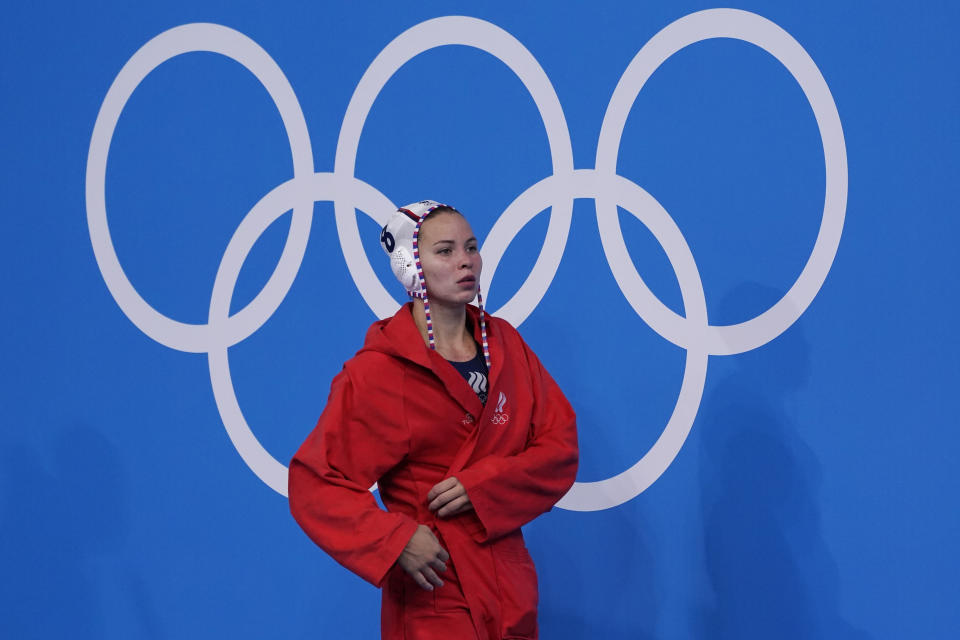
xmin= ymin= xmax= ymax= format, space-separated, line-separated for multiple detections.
xmin=2 ymin=1 xmax=958 ymax=638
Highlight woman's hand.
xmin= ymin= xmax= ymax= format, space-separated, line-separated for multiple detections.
xmin=427 ymin=476 xmax=474 ymax=518
xmin=398 ymin=524 xmax=449 ymax=590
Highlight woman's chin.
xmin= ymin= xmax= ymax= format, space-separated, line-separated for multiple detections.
xmin=430 ymin=289 xmax=479 ymax=306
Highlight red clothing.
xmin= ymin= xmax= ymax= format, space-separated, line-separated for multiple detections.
xmin=289 ymin=303 xmax=578 ymax=639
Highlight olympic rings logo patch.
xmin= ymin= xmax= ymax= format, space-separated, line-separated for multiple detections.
xmin=86 ymin=10 xmax=846 ymax=512
xmin=491 ymin=392 xmax=510 ymax=426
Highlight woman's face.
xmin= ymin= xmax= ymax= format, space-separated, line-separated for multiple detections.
xmin=418 ymin=212 xmax=482 ymax=307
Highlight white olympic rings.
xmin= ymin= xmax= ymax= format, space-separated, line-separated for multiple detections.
xmin=85 ymin=10 xmax=846 ymax=511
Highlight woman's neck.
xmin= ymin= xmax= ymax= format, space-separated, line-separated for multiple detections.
xmin=412 ymin=298 xmax=475 ymax=361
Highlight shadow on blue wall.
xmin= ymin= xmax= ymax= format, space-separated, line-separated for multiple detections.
xmin=696 ymin=283 xmax=870 ymax=639
xmin=536 ymin=506 xmax=660 ymax=639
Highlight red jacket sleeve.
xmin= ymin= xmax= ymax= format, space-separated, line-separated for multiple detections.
xmin=288 ymin=361 xmax=419 ymax=587
xmin=457 ymin=336 xmax=579 ymax=542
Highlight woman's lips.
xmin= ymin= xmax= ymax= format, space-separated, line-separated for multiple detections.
xmin=457 ymin=276 xmax=476 ymax=284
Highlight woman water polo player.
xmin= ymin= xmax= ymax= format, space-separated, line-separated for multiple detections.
xmin=289 ymin=200 xmax=578 ymax=639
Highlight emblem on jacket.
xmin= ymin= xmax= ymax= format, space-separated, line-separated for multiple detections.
xmin=468 ymin=372 xmax=487 ymax=396
xmin=468 ymin=371 xmax=488 ymax=405
xmin=491 ymin=391 xmax=510 ymax=425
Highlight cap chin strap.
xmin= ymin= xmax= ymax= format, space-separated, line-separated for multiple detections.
xmin=411 ymin=213 xmax=491 ymax=369
xmin=411 ymin=215 xmax=436 ymax=351
xmin=476 ymin=289 xmax=491 ymax=369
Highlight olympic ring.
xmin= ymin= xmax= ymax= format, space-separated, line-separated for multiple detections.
xmin=86 ymin=23 xmax=315 ymax=354
xmin=595 ymin=9 xmax=847 ymax=356
xmin=334 ymin=17 xmax=574 ymax=325
xmin=86 ymin=10 xmax=846 ymax=510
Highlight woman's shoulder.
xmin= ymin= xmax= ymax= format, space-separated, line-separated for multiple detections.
xmin=483 ymin=311 xmax=528 ymax=347
xmin=342 ymin=348 xmax=406 ymax=380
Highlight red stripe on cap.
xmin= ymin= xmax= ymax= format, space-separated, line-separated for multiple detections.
xmin=398 ymin=208 xmax=421 ymax=223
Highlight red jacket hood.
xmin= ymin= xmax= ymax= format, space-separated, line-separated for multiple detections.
xmin=357 ymin=302 xmax=487 ymax=369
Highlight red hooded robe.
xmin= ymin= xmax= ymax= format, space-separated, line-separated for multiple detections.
xmin=289 ymin=303 xmax=578 ymax=640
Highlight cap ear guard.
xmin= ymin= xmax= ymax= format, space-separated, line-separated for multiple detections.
xmin=390 ymin=247 xmax=419 ymax=292
xmin=380 ymin=200 xmax=449 ymax=296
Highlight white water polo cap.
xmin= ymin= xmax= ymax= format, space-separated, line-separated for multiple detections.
xmin=380 ymin=200 xmax=455 ymax=297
